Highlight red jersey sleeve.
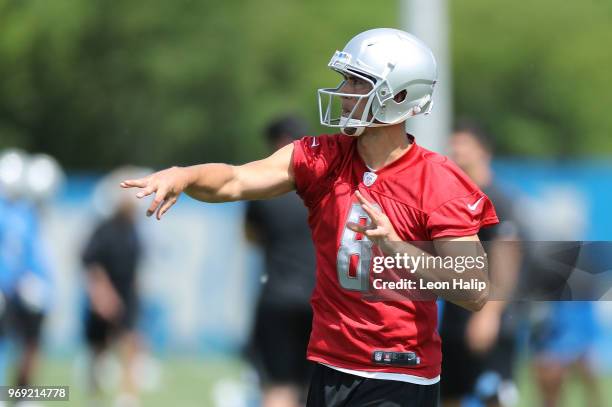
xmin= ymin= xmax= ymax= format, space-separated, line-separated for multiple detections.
xmin=427 ymin=192 xmax=499 ymax=239
xmin=292 ymin=134 xmax=348 ymax=207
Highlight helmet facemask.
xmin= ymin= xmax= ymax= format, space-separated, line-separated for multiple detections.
xmin=318 ymin=51 xmax=392 ymax=136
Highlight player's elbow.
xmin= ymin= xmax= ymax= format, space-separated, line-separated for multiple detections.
xmin=465 ymin=264 xmax=490 ymax=312
xmin=466 ymin=286 xmax=489 ymax=312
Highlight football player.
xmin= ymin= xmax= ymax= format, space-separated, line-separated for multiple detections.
xmin=0 ymin=150 xmax=56 ymax=395
xmin=122 ymin=28 xmax=498 ymax=407
xmin=441 ymin=122 xmax=522 ymax=407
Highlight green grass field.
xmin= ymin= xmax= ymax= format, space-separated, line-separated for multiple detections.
xmin=28 ymin=356 xmax=612 ymax=406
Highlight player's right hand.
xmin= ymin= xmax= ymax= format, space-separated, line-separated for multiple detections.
xmin=120 ymin=166 xmax=189 ymax=220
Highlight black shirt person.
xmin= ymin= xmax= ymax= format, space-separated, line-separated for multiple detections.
xmin=82 ymin=168 xmax=144 ymax=405
xmin=245 ymin=116 xmax=316 ymax=407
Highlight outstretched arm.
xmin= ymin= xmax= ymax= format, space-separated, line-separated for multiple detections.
xmin=121 ymin=143 xmax=296 ymax=219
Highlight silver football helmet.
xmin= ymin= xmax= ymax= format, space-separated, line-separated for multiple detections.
xmin=25 ymin=153 xmax=65 ymax=203
xmin=318 ymin=28 xmax=437 ymax=136
xmin=0 ymin=148 xmax=28 ymax=200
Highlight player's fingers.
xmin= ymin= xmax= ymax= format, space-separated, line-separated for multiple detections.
xmin=156 ymin=196 xmax=177 ymax=220
xmin=347 ymin=221 xmax=367 ymax=234
xmin=347 ymin=221 xmax=376 ymax=234
xmin=136 ymin=185 xmax=157 ymax=199
xmin=364 ymin=227 xmax=386 ymax=239
xmin=355 ymin=191 xmax=382 ymax=216
xmin=120 ymin=178 xmax=148 ymax=188
xmin=146 ymin=189 xmax=167 ymax=217
xmin=354 ymin=190 xmax=373 ymax=207
xmin=361 ymin=202 xmax=383 ymax=224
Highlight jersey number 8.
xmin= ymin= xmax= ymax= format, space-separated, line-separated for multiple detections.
xmin=336 ymin=203 xmax=379 ymax=292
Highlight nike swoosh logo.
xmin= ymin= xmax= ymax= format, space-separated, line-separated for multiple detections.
xmin=467 ymin=196 xmax=485 ymax=211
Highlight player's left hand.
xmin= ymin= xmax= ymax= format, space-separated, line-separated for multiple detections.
xmin=347 ymin=190 xmax=401 ymax=251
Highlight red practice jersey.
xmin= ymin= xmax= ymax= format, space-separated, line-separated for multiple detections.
xmin=292 ymin=133 xmax=499 ymax=379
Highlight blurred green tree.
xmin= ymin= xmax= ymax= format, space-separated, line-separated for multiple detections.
xmin=452 ymin=0 xmax=612 ymax=157
xmin=0 ymin=0 xmax=610 ymax=170
xmin=0 ymin=0 xmax=393 ymax=169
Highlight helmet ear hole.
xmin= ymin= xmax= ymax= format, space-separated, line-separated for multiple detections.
xmin=394 ymin=90 xmax=407 ymax=103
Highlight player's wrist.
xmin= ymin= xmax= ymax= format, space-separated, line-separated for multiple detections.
xmin=378 ymin=237 xmax=402 ymax=256
xmin=179 ymin=166 xmax=198 ymax=191
xmin=387 ymin=230 xmax=401 ymax=242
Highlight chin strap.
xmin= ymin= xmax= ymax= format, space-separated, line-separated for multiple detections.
xmin=341 ymin=126 xmax=365 ymax=137
xmin=339 ymin=116 xmax=366 ymax=137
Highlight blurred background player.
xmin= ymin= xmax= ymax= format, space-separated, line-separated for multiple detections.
xmin=0 ymin=149 xmax=31 ymax=391
xmin=513 ymin=162 xmax=603 ymax=407
xmin=441 ymin=121 xmax=522 ymax=407
xmin=0 ymin=150 xmax=60 ymax=404
xmin=0 ymin=150 xmax=15 ymax=397
xmin=244 ymin=115 xmax=316 ymax=407
xmin=530 ymin=301 xmax=601 ymax=407
xmin=82 ymin=167 xmax=147 ymax=407
xmin=523 ymin=226 xmax=602 ymax=407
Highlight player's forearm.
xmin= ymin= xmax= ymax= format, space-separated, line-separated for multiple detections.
xmin=380 ymin=241 xmax=489 ymax=312
xmin=183 ymin=163 xmax=241 ymax=202
xmin=122 ymin=144 xmax=294 ymax=218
